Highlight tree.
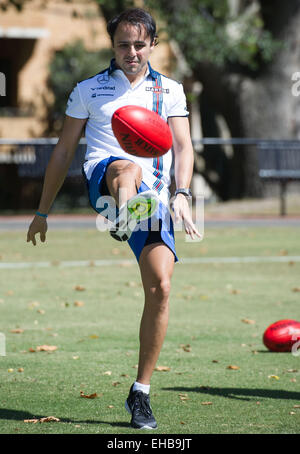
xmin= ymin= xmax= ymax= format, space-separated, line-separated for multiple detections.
xmin=0 ymin=0 xmax=32 ymax=12
xmin=11 ymin=0 xmax=297 ymax=200
xmin=93 ymin=0 xmax=135 ymax=23
xmin=144 ymin=0 xmax=292 ymax=200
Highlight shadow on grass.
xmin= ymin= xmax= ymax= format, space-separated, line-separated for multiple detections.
xmin=0 ymin=408 xmax=129 ymax=428
xmin=163 ymin=387 xmax=300 ymax=402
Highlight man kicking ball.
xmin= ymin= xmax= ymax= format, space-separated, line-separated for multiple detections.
xmin=27 ymin=7 xmax=201 ymax=429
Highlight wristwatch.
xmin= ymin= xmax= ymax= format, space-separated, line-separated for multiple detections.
xmin=175 ymin=188 xmax=192 ymax=199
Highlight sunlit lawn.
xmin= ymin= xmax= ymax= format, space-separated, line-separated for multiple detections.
xmin=0 ymin=226 xmax=300 ymax=434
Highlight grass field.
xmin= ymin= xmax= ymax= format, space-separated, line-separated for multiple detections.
xmin=0 ymin=223 xmax=300 ymax=434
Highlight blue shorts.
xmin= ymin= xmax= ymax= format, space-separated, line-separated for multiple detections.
xmin=83 ymin=156 xmax=178 ymax=263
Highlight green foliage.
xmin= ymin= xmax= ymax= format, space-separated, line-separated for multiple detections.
xmin=45 ymin=40 xmax=113 ymax=134
xmin=0 ymin=0 xmax=31 ymax=12
xmin=93 ymin=0 xmax=135 ymax=22
xmin=145 ymin=0 xmax=281 ymax=70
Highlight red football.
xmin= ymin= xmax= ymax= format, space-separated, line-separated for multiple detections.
xmin=111 ymin=105 xmax=172 ymax=158
xmin=263 ymin=319 xmax=300 ymax=352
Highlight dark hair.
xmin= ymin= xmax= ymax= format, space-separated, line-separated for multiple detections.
xmin=107 ymin=8 xmax=157 ymax=45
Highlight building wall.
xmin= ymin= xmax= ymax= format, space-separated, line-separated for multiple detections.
xmin=0 ymin=0 xmax=173 ymax=138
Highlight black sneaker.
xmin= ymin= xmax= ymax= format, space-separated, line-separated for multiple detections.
xmin=125 ymin=385 xmax=157 ymax=429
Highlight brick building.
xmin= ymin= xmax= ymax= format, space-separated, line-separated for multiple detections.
xmin=0 ymin=0 xmax=174 ymax=139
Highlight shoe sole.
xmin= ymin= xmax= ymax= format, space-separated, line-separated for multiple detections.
xmin=127 ymin=195 xmax=158 ymax=221
xmin=110 ymin=192 xmax=159 ymax=242
xmin=125 ymin=400 xmax=157 ymax=430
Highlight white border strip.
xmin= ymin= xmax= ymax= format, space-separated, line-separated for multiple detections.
xmin=0 ymin=27 xmax=50 ymax=39
xmin=180 ymin=256 xmax=300 ymax=264
xmin=0 ymin=256 xmax=300 ymax=269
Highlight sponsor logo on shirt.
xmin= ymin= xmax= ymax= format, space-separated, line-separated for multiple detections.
xmin=97 ymin=74 xmax=110 ymax=84
xmin=145 ymin=86 xmax=169 ymax=94
xmin=91 ymin=86 xmax=115 ymax=91
xmin=90 ymin=86 xmax=116 ymax=97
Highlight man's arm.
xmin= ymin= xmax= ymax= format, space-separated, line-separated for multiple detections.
xmin=27 ymin=115 xmax=87 ymax=245
xmin=168 ymin=116 xmax=201 ymax=239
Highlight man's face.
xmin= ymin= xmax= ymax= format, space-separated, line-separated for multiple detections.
xmin=112 ymin=21 xmax=155 ymax=81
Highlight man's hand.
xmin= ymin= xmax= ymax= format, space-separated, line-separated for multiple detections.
xmin=27 ymin=216 xmax=48 ymax=246
xmin=172 ymin=194 xmax=202 ymax=240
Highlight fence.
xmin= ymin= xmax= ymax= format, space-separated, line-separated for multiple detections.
xmin=0 ymin=138 xmax=299 ymax=215
xmin=0 ymin=138 xmax=87 ymax=212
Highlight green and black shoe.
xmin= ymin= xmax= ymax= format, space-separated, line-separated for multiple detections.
xmin=110 ymin=190 xmax=159 ymax=242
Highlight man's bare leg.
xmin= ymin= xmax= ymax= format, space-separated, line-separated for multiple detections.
xmin=105 ymin=160 xmax=142 ymax=207
xmin=106 ymin=159 xmax=174 ymax=428
xmin=105 ymin=159 xmax=159 ymax=242
xmin=137 ymin=243 xmax=175 ymax=384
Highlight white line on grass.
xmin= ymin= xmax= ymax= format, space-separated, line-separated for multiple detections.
xmin=1 ymin=256 xmax=300 ymax=269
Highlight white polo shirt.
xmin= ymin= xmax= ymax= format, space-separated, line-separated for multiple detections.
xmin=65 ymin=59 xmax=189 ymax=205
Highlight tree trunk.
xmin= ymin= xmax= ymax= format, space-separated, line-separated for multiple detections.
xmin=240 ymin=0 xmax=300 ymax=140
xmin=238 ymin=0 xmax=300 ymax=196
xmin=194 ymin=0 xmax=300 ymax=199
xmin=97 ymin=1 xmax=135 ymax=24
xmin=194 ymin=62 xmax=248 ymax=200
